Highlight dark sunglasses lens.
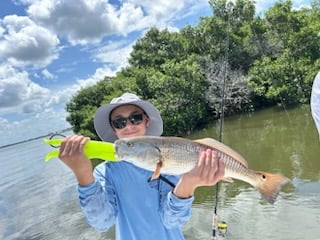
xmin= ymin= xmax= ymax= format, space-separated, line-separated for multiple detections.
xmin=129 ymin=113 xmax=143 ymax=125
xmin=112 ymin=118 xmax=127 ymax=129
xmin=111 ymin=113 xmax=144 ymax=129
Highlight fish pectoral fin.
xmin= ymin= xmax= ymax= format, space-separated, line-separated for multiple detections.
xmin=221 ymin=177 xmax=234 ymax=183
xmin=150 ymin=161 xmax=162 ymax=180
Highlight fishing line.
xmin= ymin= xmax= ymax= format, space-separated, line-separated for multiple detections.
xmin=279 ymin=92 xmax=293 ymax=124
xmin=211 ymin=5 xmax=230 ymax=240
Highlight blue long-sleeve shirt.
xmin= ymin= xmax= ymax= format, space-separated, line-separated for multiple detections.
xmin=78 ymin=161 xmax=194 ymax=239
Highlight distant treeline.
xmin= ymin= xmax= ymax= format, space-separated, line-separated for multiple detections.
xmin=65 ymin=0 xmax=320 ymax=139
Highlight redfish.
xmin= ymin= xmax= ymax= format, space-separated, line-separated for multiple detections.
xmin=115 ymin=136 xmax=289 ymax=204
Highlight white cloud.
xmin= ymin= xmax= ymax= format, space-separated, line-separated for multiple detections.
xmin=93 ymin=40 xmax=133 ymax=70
xmin=116 ymin=3 xmax=148 ymax=35
xmin=0 ymin=62 xmax=113 ymax=118
xmin=0 ymin=65 xmax=114 ymax=144
xmin=179 ymin=0 xmax=211 ymax=19
xmin=77 ymin=66 xmax=115 ymax=86
xmin=44 ymin=66 xmax=115 ymax=108
xmin=27 ymin=0 xmax=120 ymax=45
xmin=128 ymin=0 xmax=184 ymax=19
xmin=41 ymin=68 xmax=55 ymax=79
xmin=0 ymin=64 xmax=50 ymax=111
xmin=0 ymin=15 xmax=60 ymax=68
xmin=22 ymin=101 xmax=43 ymax=113
xmin=0 ymin=116 xmax=9 ymax=128
xmin=0 ymin=25 xmax=5 ymax=36
xmin=25 ymin=0 xmax=199 ymax=45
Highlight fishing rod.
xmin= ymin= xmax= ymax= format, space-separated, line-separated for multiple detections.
xmin=211 ymin=4 xmax=231 ymax=240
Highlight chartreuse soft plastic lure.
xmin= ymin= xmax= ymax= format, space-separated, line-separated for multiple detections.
xmin=43 ymin=139 xmax=118 ymax=162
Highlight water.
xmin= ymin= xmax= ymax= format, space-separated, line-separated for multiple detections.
xmin=0 ymin=134 xmax=115 ymax=240
xmin=1 ymin=106 xmax=319 ymax=240
xmin=184 ymin=105 xmax=320 ymax=240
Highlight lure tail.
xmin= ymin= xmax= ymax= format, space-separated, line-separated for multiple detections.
xmin=43 ymin=139 xmax=118 ymax=162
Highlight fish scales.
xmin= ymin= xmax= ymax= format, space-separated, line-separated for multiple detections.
xmin=219 ymin=153 xmax=252 ymax=178
xmin=160 ymin=138 xmax=245 ymax=177
xmin=157 ymin=138 xmax=201 ymax=174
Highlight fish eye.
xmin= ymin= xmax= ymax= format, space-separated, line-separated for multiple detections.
xmin=126 ymin=142 xmax=134 ymax=147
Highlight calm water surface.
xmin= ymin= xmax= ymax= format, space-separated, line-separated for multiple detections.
xmin=1 ymin=106 xmax=319 ymax=240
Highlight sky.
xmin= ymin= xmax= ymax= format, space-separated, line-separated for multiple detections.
xmin=0 ymin=0 xmax=312 ymax=146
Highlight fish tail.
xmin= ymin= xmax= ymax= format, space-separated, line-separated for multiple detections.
xmin=255 ymin=171 xmax=290 ymax=204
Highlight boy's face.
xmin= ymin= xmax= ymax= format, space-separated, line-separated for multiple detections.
xmin=110 ymin=104 xmax=150 ymax=139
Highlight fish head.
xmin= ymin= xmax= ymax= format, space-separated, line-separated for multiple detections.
xmin=114 ymin=137 xmax=161 ymax=171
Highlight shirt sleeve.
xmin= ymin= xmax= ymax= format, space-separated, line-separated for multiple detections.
xmin=78 ymin=163 xmax=118 ymax=232
xmin=154 ymin=175 xmax=194 ymax=228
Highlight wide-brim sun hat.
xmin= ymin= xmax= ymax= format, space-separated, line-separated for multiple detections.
xmin=94 ymin=92 xmax=163 ymax=142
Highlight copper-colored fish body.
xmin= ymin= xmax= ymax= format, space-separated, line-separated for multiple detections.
xmin=115 ymin=136 xmax=290 ymax=203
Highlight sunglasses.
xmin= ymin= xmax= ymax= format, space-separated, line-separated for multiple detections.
xmin=111 ymin=112 xmax=145 ymax=129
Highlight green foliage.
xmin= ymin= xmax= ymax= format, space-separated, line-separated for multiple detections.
xmin=129 ymin=28 xmax=188 ymax=69
xmin=248 ymin=1 xmax=320 ymax=107
xmin=149 ymin=58 xmax=209 ymax=136
xmin=65 ymin=0 xmax=320 ymax=138
xmin=118 ymin=57 xmax=208 ymax=136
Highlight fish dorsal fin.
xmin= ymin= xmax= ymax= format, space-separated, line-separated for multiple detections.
xmin=193 ymin=138 xmax=248 ymax=167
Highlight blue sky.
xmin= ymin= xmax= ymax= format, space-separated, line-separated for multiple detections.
xmin=0 ymin=0 xmax=312 ymax=146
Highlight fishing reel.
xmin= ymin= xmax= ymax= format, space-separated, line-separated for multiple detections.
xmin=211 ymin=221 xmax=228 ymax=240
xmin=217 ymin=221 xmax=227 ymax=237
xmin=211 ymin=214 xmax=228 ymax=240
